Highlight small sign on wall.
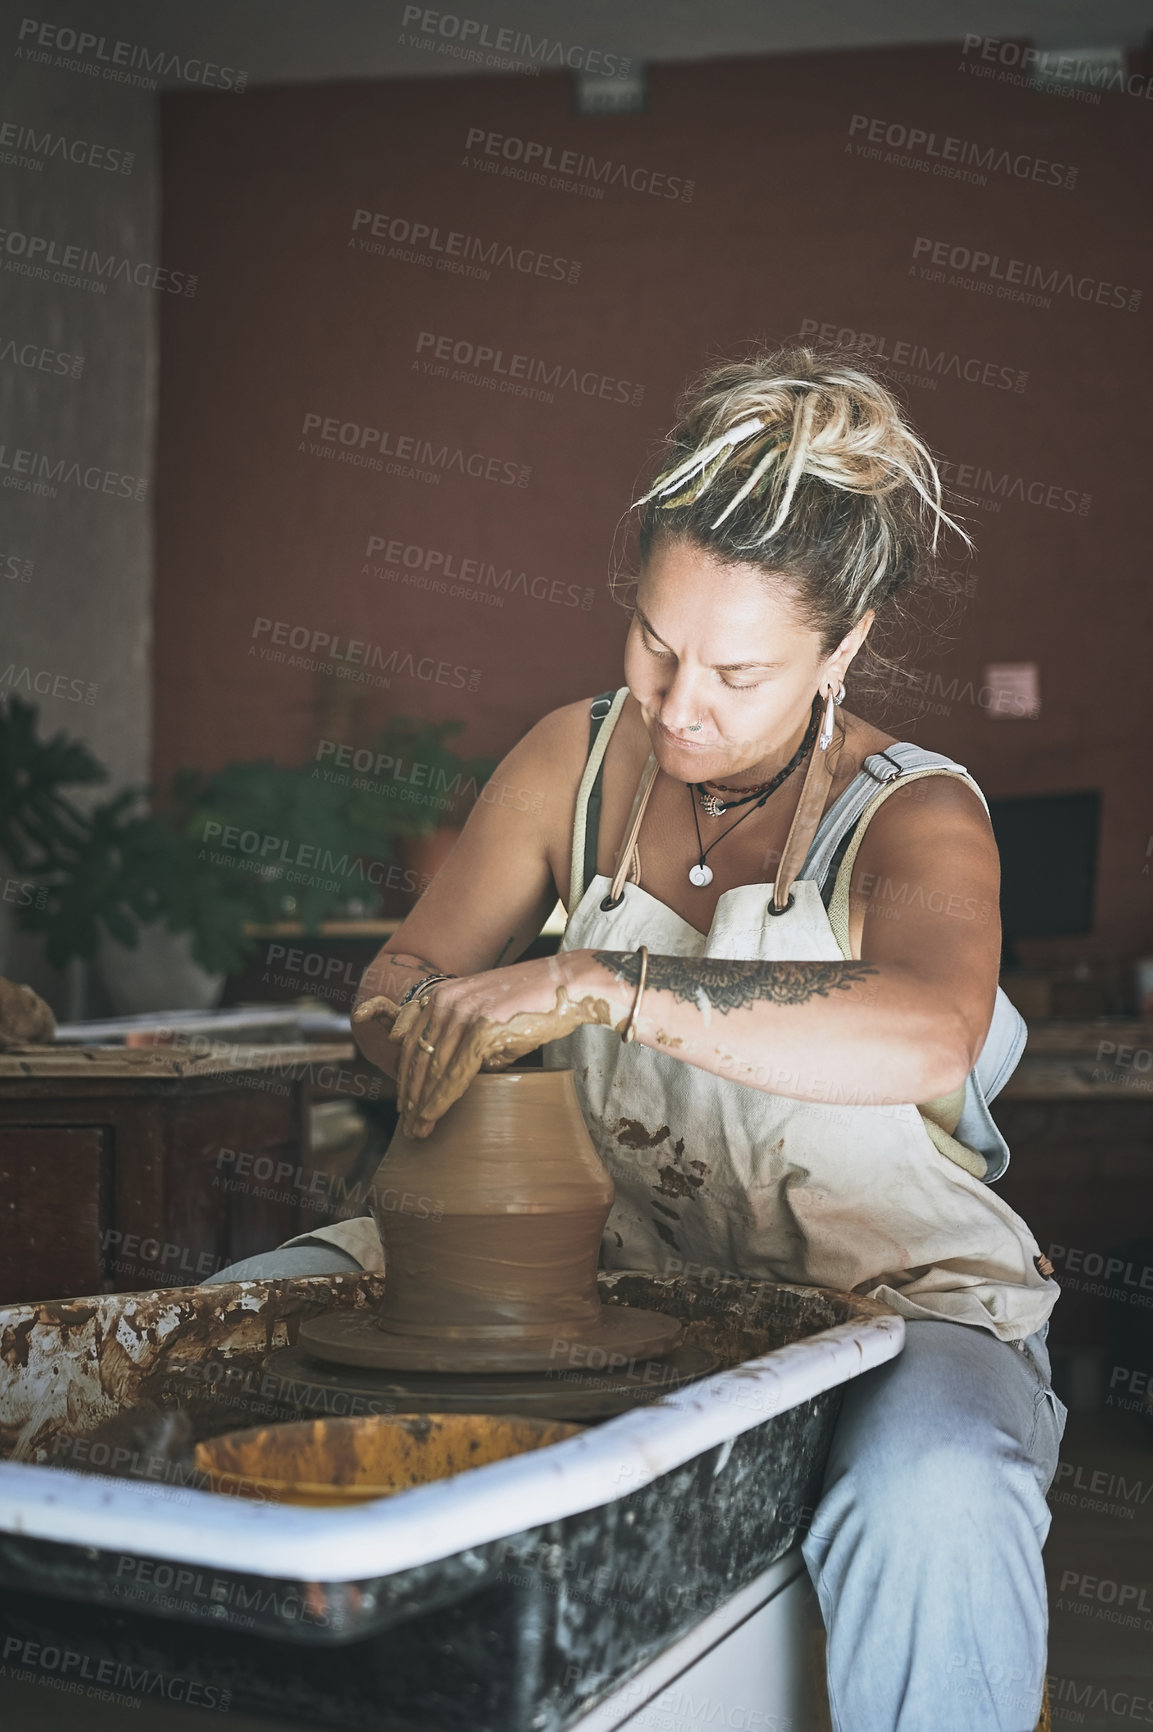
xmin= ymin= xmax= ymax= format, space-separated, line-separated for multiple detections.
xmin=984 ymin=662 xmax=1040 ymax=719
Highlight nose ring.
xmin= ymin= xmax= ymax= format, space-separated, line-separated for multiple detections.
xmin=687 ymin=720 xmax=703 ymax=732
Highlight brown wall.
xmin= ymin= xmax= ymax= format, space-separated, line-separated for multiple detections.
xmin=154 ymin=44 xmax=1153 ymax=957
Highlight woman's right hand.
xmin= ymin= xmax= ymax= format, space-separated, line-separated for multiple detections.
xmin=385 ymin=952 xmax=619 ymax=1138
xmin=345 ymin=698 xmax=592 ymax=1093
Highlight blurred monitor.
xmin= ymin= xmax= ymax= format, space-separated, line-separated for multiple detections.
xmin=986 ymin=791 xmax=1100 ymax=964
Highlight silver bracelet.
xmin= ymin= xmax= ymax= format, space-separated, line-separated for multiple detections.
xmin=398 ymin=971 xmax=455 ymax=1008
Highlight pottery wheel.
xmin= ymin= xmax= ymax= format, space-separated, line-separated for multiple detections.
xmin=262 ymin=1340 xmax=719 ymax=1423
xmin=298 ymin=1303 xmax=683 ymax=1374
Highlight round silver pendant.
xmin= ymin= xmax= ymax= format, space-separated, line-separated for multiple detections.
xmin=688 ymin=862 xmax=714 ymax=887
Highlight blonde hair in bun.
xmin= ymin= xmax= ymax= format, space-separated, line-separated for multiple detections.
xmin=627 ymin=344 xmax=970 ymax=661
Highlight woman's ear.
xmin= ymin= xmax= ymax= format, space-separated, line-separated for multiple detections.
xmin=819 ymin=611 xmax=875 ymax=693
xmin=843 ymin=609 xmax=876 ymax=658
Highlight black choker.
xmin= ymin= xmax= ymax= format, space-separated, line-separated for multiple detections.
xmin=687 ymin=702 xmax=820 ymax=887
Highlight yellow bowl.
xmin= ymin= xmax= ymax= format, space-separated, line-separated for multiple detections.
xmin=193 ymin=1411 xmax=584 ymax=1505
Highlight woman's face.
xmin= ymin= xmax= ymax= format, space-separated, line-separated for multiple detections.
xmin=624 ymin=536 xmax=863 ymax=780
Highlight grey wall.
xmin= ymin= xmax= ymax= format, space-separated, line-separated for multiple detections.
xmin=1 ymin=26 xmax=158 ymax=785
xmin=0 ymin=12 xmax=158 ymax=997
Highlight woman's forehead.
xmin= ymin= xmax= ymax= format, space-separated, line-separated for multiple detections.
xmin=637 ymin=542 xmax=814 ymax=643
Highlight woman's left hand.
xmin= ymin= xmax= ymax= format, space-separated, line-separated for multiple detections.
xmin=371 ymin=953 xmax=621 ymax=1137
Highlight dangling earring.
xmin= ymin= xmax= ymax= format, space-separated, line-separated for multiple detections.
xmin=818 ymin=682 xmax=846 ymax=753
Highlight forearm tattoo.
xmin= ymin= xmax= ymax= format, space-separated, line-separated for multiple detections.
xmin=358 ymin=951 xmax=441 ymax=1002
xmin=591 ymin=951 xmax=878 ymax=1013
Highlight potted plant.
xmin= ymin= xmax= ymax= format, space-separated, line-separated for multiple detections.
xmin=0 ymin=697 xmax=260 ymax=1011
xmin=0 ymin=699 xmax=496 ymax=1012
xmin=339 ymin=717 xmax=495 ymax=891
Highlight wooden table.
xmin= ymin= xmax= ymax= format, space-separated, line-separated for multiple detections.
xmin=1000 ymin=1019 xmax=1153 ymax=1100
xmin=993 ymin=1021 xmax=1153 ymax=1349
xmin=0 ymin=1041 xmax=363 ymax=1304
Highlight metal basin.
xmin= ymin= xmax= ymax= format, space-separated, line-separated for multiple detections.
xmin=0 ymin=1269 xmax=902 ymax=1730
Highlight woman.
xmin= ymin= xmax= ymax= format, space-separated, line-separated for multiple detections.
xmin=230 ymin=348 xmax=1067 ymax=1731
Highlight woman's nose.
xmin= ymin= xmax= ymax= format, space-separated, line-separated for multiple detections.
xmin=658 ymin=670 xmax=707 ymax=730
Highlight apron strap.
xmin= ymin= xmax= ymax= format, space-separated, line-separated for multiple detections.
xmin=607 ymin=753 xmax=661 ymax=903
xmin=770 ymin=728 xmax=844 ymax=911
xmin=569 ymin=687 xmax=628 ymax=912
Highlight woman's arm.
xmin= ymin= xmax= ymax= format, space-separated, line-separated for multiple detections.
xmin=568 ymin=774 xmax=1001 ymax=1107
xmin=351 ymin=705 xmax=581 ymax=1080
xmin=390 ymin=774 xmax=1001 ymax=1134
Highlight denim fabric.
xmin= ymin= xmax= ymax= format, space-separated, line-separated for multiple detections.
xmin=802 ymin=1318 xmax=1068 ymax=1732
xmin=201 ymin=1244 xmax=362 ymax=1283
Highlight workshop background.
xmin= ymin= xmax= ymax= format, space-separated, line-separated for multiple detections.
xmin=2 ymin=3 xmax=1153 ymax=1729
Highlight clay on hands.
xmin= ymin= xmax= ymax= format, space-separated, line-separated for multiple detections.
xmin=351 ymin=993 xmax=403 ymax=1027
xmin=390 ymin=983 xmax=618 ymax=1139
xmin=349 ymin=991 xmax=407 ymax=1082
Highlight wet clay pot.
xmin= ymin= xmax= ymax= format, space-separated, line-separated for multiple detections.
xmin=299 ymin=1068 xmax=683 ymax=1373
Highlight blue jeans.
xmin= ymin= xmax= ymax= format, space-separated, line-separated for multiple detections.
xmin=201 ymin=1244 xmax=362 ymax=1283
xmin=802 ymin=1318 xmax=1067 ymax=1732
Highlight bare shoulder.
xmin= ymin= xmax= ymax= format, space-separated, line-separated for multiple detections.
xmin=836 ymin=712 xmax=996 ymax=892
xmin=856 ymin=753 xmax=996 ymax=876
xmin=869 ymin=767 xmax=993 ymax=836
xmin=507 ymin=696 xmax=596 ymax=799
xmin=518 ymin=695 xmax=598 ymax=757
xmin=501 ymin=695 xmax=609 ymax=893
xmin=836 ymin=712 xmax=988 ymax=818
xmin=516 ymin=690 xmax=647 ymax=784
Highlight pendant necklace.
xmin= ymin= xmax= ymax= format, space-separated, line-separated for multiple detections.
xmin=686 ymin=702 xmax=820 ymax=888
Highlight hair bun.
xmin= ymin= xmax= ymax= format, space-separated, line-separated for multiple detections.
xmin=628 ymin=343 xmax=970 ymax=663
xmin=664 ymin=349 xmax=957 ymax=530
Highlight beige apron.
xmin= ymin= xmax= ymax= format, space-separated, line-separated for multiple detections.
xmin=540 ymin=700 xmax=1056 ymax=1343
xmin=301 ymin=693 xmax=1055 ymax=1341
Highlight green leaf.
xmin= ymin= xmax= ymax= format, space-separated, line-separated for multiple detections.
xmin=2 ymin=697 xmax=490 ymax=975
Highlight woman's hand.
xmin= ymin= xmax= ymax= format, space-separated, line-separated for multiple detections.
xmin=349 ymin=988 xmax=405 ymax=1078
xmin=360 ymin=953 xmax=623 ymax=1138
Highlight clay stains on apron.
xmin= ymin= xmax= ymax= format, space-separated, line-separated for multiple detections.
xmin=611 ymin=1119 xmax=714 ymax=1253
xmin=654 ymin=1160 xmax=708 ymax=1201
xmin=612 ymin=1119 xmax=712 ymax=1198
xmin=614 ymin=1118 xmax=671 ymax=1149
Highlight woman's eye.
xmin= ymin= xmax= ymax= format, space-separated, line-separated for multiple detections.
xmin=636 ymin=620 xmax=764 ymax=690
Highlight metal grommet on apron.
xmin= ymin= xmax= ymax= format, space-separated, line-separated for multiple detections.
xmin=544 ymin=689 xmax=1057 ymax=1345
